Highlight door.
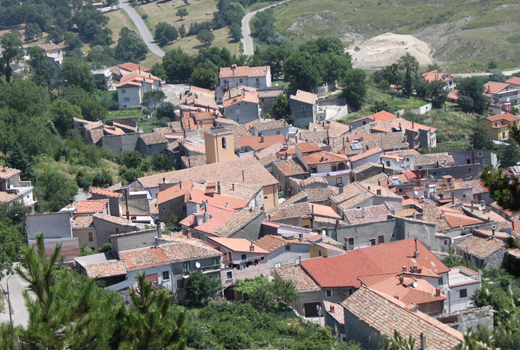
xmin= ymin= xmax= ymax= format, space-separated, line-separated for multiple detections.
xmin=304 ymin=302 xmax=321 ymax=317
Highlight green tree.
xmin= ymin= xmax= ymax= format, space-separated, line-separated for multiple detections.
xmin=163 ymin=48 xmax=194 ymax=82
xmin=230 ymin=23 xmax=242 ymax=42
xmin=111 ymin=272 xmax=188 ymax=349
xmin=283 ymin=51 xmax=321 ymax=92
xmin=59 ymin=55 xmax=96 ymax=93
xmin=271 ymin=93 xmax=291 ymax=120
xmin=156 ymin=102 xmax=176 ymax=120
xmin=489 ymin=68 xmax=506 ymax=83
xmin=143 ymin=89 xmax=166 ymax=109
xmin=481 ymin=166 xmax=520 ymax=211
xmin=260 ymin=44 xmax=293 ymax=79
xmin=5 ymin=141 xmax=36 ymax=182
xmin=457 ymin=77 xmax=489 ymax=114
xmin=196 ymin=29 xmax=215 ymax=46
xmin=372 ymin=100 xmax=391 ymax=113
xmin=151 ymin=152 xmax=173 ymax=171
xmin=430 ymin=80 xmax=449 ymax=108
xmin=441 ymin=254 xmax=468 ymax=268
xmin=235 ymin=275 xmax=299 ymax=313
xmin=488 ymin=60 xmax=498 ymax=70
xmin=150 ymin=63 xmax=167 ymax=81
xmin=0 ymin=33 xmax=24 ymax=83
xmin=27 ymin=46 xmax=55 ymax=89
xmin=155 ymin=22 xmax=178 ymax=46
xmin=76 ymin=169 xmax=94 ymax=191
xmin=397 ymin=53 xmax=419 ymax=97
xmin=50 ymin=99 xmax=81 ymax=136
xmin=93 ymin=169 xmax=114 ymax=187
xmin=293 ymin=326 xmax=335 ymax=350
xmin=115 ymin=27 xmax=148 ymax=62
xmin=380 ymin=63 xmax=402 ymax=87
xmin=35 ymin=169 xmax=79 ymax=212
xmin=179 ymin=24 xmax=186 ymax=37
xmin=497 ymin=140 xmax=520 ymax=168
xmin=176 ymin=8 xmax=189 ymax=20
xmin=470 ymin=116 xmax=494 ymax=150
xmin=341 ymin=68 xmax=367 ymax=111
xmin=189 ymin=63 xmax=217 ymax=89
xmin=185 ymin=271 xmax=221 ymax=306
xmin=251 ymin=8 xmax=275 ymax=43
xmin=15 ymin=234 xmax=115 ymax=348
xmin=0 ymin=204 xmax=26 ymax=277
xmin=121 ymin=150 xmax=144 ymax=168
xmin=24 ymin=23 xmax=42 ymax=42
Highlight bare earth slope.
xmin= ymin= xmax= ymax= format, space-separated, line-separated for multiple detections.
xmin=346 ymin=33 xmax=432 ymax=69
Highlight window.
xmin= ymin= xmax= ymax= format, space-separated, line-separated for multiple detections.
xmin=115 ymin=228 xmax=119 ymax=234
xmin=377 ymin=189 xmax=381 ymax=195
xmin=349 ymin=238 xmax=354 ymax=248
xmin=318 ymin=250 xmax=322 ymax=257
xmin=227 ymin=271 xmax=233 ymax=279
xmin=460 ymin=289 xmax=468 ymax=298
xmin=258 ymin=132 xmax=262 ymax=137
xmin=444 ymin=240 xmax=448 ymax=246
xmin=386 ymin=161 xmax=391 ymax=166
xmin=301 ymin=106 xmax=305 ymax=111
xmin=325 ymin=290 xmax=332 ymax=298
xmin=336 ymin=178 xmax=342 ymax=184
xmin=502 ymin=131 xmax=506 ymax=139
xmin=495 ymin=122 xmax=498 ymax=127
xmin=236 ymin=109 xmax=240 ymax=115
xmin=162 ymin=271 xmax=169 ymax=280
xmin=182 ymin=205 xmax=186 ymax=212
xmin=399 ymin=188 xmax=403 ymax=193
xmin=348 ymin=288 xmax=354 ymax=296
xmin=370 ymin=239 xmax=376 ymax=246
xmin=183 ymin=262 xmax=190 ymax=273
xmin=123 ymin=97 xmax=130 ymax=102
xmin=378 ymin=235 xmax=384 ymax=244
xmin=241 ymin=254 xmax=247 ymax=261
xmin=177 ymin=279 xmax=185 ymax=289
xmin=286 ymin=245 xmax=291 ymax=251
xmin=122 ymin=89 xmax=126 ymax=94
xmin=162 ymin=207 xmax=166 ymax=211
xmin=478 ymin=152 xmax=482 ymax=156
xmin=362 ymin=121 xmax=366 ymax=125
xmin=332 ymin=164 xmax=337 ymax=171
xmin=88 ymin=232 xmax=94 ymax=242
xmin=256 ymin=78 xmax=259 ymax=83
xmin=221 ymin=136 xmax=227 ymax=150
xmin=239 ymin=78 xmax=243 ymax=84
xmin=274 ymin=262 xmax=281 ymax=268
xmin=276 ymin=131 xmax=280 ymax=135
xmin=264 ymin=196 xmax=268 ymax=199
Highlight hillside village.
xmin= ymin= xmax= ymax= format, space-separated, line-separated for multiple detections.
xmin=6 ymin=46 xmax=520 ymax=348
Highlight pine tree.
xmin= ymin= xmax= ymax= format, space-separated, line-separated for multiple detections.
xmin=6 ymin=141 xmax=36 ymax=182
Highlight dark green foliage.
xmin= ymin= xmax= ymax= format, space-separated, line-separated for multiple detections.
xmin=121 ymin=150 xmax=144 ymax=169
xmin=397 ymin=53 xmax=419 ymax=97
xmin=258 ymin=44 xmax=294 ymax=79
xmin=185 ymin=271 xmax=221 ymax=306
xmin=488 ymin=61 xmax=498 ymax=70
xmin=163 ymin=48 xmax=194 ymax=82
xmin=283 ymin=51 xmax=321 ymax=92
xmin=27 ymin=46 xmax=56 ymax=88
xmin=24 ymin=23 xmax=43 ymax=42
xmin=481 ymin=165 xmax=520 ymax=211
xmin=341 ymin=68 xmax=367 ymax=111
xmin=457 ymin=77 xmax=490 ymax=114
xmin=120 ymin=167 xmax=144 ymax=183
xmin=441 ymin=254 xmax=468 ymax=268
xmin=155 ymin=22 xmax=179 ymax=46
xmin=143 ymin=89 xmax=166 ymax=109
xmin=0 ymin=202 xmax=28 ymax=278
xmin=151 ymin=152 xmax=174 ymax=171
xmin=196 ymin=29 xmax=215 ymax=46
xmin=93 ymin=169 xmax=113 ymax=187
xmin=496 ymin=140 xmax=520 ymax=168
xmin=156 ymin=102 xmax=176 ymax=120
xmin=189 ymin=63 xmax=217 ymax=89
xmin=179 ymin=24 xmax=186 ymax=37
xmin=76 ymin=169 xmax=94 ymax=191
xmin=50 ymin=99 xmax=81 ymax=136
xmin=272 ymin=93 xmax=291 ymax=119
xmin=372 ymin=100 xmax=391 ymax=113
xmin=234 ymin=275 xmax=300 ymax=313
xmin=59 ymin=55 xmax=97 ymax=93
xmin=5 ymin=142 xmax=36 ymax=182
xmin=176 ymin=8 xmax=189 ymax=19
xmin=381 ymin=330 xmax=416 ymax=350
xmin=150 ymin=63 xmax=167 ymax=81
xmin=166 ymin=213 xmax=180 ymax=231
xmin=115 ymin=27 xmax=148 ymax=62
xmin=489 ymin=69 xmax=506 ymax=83
xmin=470 ymin=118 xmax=495 ymax=149
xmin=35 ymin=168 xmax=79 ymax=212
xmin=293 ymin=326 xmax=336 ymax=350
xmin=0 ymin=33 xmax=24 ymax=83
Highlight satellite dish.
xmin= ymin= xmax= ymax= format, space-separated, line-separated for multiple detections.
xmin=195 ymin=262 xmax=201 ymax=269
xmin=412 ymin=281 xmax=417 ymax=288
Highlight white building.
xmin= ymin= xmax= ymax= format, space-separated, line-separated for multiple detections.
xmin=446 ymin=266 xmax=482 ymax=313
xmin=0 ymin=166 xmax=37 ymax=208
xmin=117 ymin=73 xmax=162 ymax=109
xmin=216 ymin=65 xmax=271 ymax=103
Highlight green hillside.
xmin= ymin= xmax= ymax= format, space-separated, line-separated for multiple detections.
xmin=271 ymin=0 xmax=520 ymax=71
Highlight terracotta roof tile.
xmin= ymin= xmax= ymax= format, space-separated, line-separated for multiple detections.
xmin=0 ymin=191 xmax=18 ymax=203
xmin=71 ymin=216 xmax=94 ymax=229
xmin=117 ymin=63 xmax=150 ymax=73
xmin=219 ymin=65 xmax=269 ymax=78
xmin=341 ymin=288 xmax=463 ymax=349
xmin=140 ymin=133 xmax=168 ymax=145
xmin=414 ymin=153 xmax=454 ymax=167
xmin=37 ymin=43 xmax=63 ymax=51
xmin=85 ymin=260 xmax=127 ymax=278
xmin=236 ymin=134 xmax=286 ymax=151
xmin=290 ymin=90 xmax=317 ymax=105
xmin=343 ymin=204 xmax=392 ymax=225
xmin=275 ymin=264 xmax=321 ymax=292
xmin=253 ymin=119 xmax=289 ymax=131
xmin=422 ymin=70 xmax=454 ymax=83
xmin=208 ymin=237 xmax=268 ymax=253
xmin=456 ymin=235 xmax=505 ymax=259
xmin=349 ymin=147 xmax=383 ymax=162
xmin=0 ymin=167 xmax=21 ymax=180
xmin=214 ymin=208 xmax=264 ymax=237
xmin=255 ymin=142 xmax=285 ymax=159
xmin=90 ymin=188 xmax=123 ymax=199
xmin=75 ymin=200 xmax=108 ymax=214
xmin=484 ymin=82 xmax=509 ymax=94
xmin=273 ymin=158 xmax=307 ymax=176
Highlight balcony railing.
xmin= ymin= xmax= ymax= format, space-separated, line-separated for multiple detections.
xmin=310 ymin=169 xmax=351 ymax=177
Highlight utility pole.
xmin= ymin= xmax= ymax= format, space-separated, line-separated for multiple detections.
xmin=6 ymin=274 xmax=13 ymax=325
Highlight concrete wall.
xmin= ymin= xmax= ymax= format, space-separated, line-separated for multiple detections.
xmin=435 ymin=306 xmax=494 ymax=333
xmin=423 ymin=164 xmax=482 ymax=180
xmin=252 ymin=126 xmax=290 ymax=139
xmin=266 ymin=243 xmax=310 ymax=269
xmin=135 ymin=138 xmax=168 ymax=157
xmin=353 ymin=166 xmax=383 ymax=182
xmin=118 ymin=86 xmax=141 ymax=109
xmin=111 ymin=229 xmax=158 ymax=253
xmin=289 ymin=100 xmax=315 ymax=129
xmin=344 ymin=308 xmax=384 ymax=350
xmin=395 ymin=217 xmax=438 ymax=251
xmin=99 ymin=133 xmax=142 ymax=156
xmin=92 ymin=216 xmax=141 ymax=248
xmin=26 ymin=212 xmax=72 ymax=241
xmin=410 ymin=103 xmax=432 ymax=115
xmin=91 ymin=195 xmax=121 ymax=217
xmin=317 ymin=97 xmax=346 ymax=107
xmin=224 ymin=102 xmax=259 ymax=125
xmin=158 ymin=196 xmax=186 ymax=223
xmin=449 ymin=150 xmax=498 ymax=170
xmin=447 ymin=282 xmax=481 ymax=313
xmin=351 ymin=152 xmax=383 ymax=170
xmin=334 ymin=220 xmax=396 ymax=249
xmin=73 ymin=227 xmax=97 ymax=250
xmin=230 ymin=211 xmax=265 ymax=241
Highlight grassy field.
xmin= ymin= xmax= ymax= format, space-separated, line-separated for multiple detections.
xmin=339 ymin=87 xmax=476 ymax=150
xmin=271 ymin=0 xmax=520 ymax=71
xmin=161 ymin=27 xmax=241 ymax=56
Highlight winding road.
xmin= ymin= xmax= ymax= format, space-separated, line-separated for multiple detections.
xmin=241 ymin=0 xmax=290 ymax=56
xmin=119 ymin=0 xmax=166 ymax=57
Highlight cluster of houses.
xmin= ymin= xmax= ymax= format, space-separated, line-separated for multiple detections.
xmin=11 ymin=59 xmax=520 ymax=349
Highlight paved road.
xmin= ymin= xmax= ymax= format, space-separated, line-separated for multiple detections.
xmin=0 ymin=267 xmax=34 ymax=327
xmin=451 ymin=68 xmax=520 ymax=78
xmin=241 ymin=0 xmax=290 ymax=56
xmin=118 ymin=0 xmax=165 ymax=57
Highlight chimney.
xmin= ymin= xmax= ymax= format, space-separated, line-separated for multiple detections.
xmin=217 ymin=182 xmax=221 ymax=195
xmin=452 ymin=196 xmax=455 ymax=205
xmin=402 ymin=266 xmax=407 ymax=272
xmin=154 ymin=236 xmax=158 ymax=248
xmin=232 ymin=183 xmax=235 ymax=191
xmin=412 ymin=121 xmax=415 ymax=129
xmin=249 ymin=242 xmax=255 ymax=251
xmin=435 ymin=288 xmax=441 ymax=296
xmin=204 ymin=212 xmax=210 ymax=222
xmin=261 ymin=136 xmax=264 ymax=143
xmin=225 ymin=202 xmax=230 ymax=208
xmin=242 ymin=170 xmax=245 ymax=183
xmin=344 ymin=237 xmax=349 ymax=250
xmin=414 ymin=239 xmax=420 ymax=259
xmin=186 ymin=228 xmax=192 ymax=239
xmin=330 ymin=304 xmax=335 ymax=313
xmin=471 ymin=201 xmax=474 ymax=213
xmin=299 ymin=233 xmax=304 ymax=242
xmin=492 ymin=228 xmax=496 ymax=237
xmin=399 ymin=276 xmax=404 ymax=284
xmin=420 ymin=332 xmax=427 ymax=350
xmin=195 ymin=203 xmax=200 ymax=213
xmin=268 ymin=215 xmax=271 ymax=221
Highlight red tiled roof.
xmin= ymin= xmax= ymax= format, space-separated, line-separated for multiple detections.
xmin=37 ymin=43 xmax=63 ymax=51
xmin=75 ymin=200 xmax=108 ymax=214
xmin=219 ymin=65 xmax=269 ymax=78
xmin=301 ymin=239 xmax=448 ymax=288
xmin=484 ymin=81 xmax=509 ymax=94
xmin=422 ymin=70 xmax=454 ymax=83
xmin=506 ymin=77 xmax=520 ymax=85
xmin=236 ymin=134 xmax=286 ymax=151
xmin=302 ymin=151 xmax=348 ymax=165
xmin=91 ymin=188 xmax=123 ymax=199
xmin=179 ymin=205 xmax=239 ymax=235
xmin=349 ymin=147 xmax=382 ymax=162
xmin=290 ymin=90 xmax=317 ymax=105
xmin=208 ymin=237 xmax=268 ymax=253
xmin=443 ymin=212 xmax=483 ymax=229
xmin=296 ymin=141 xmax=321 ymax=154
xmin=486 ymin=113 xmax=520 ymax=122
xmin=0 ymin=167 xmax=21 ymax=180
xmin=118 ymin=63 xmax=150 ymax=73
